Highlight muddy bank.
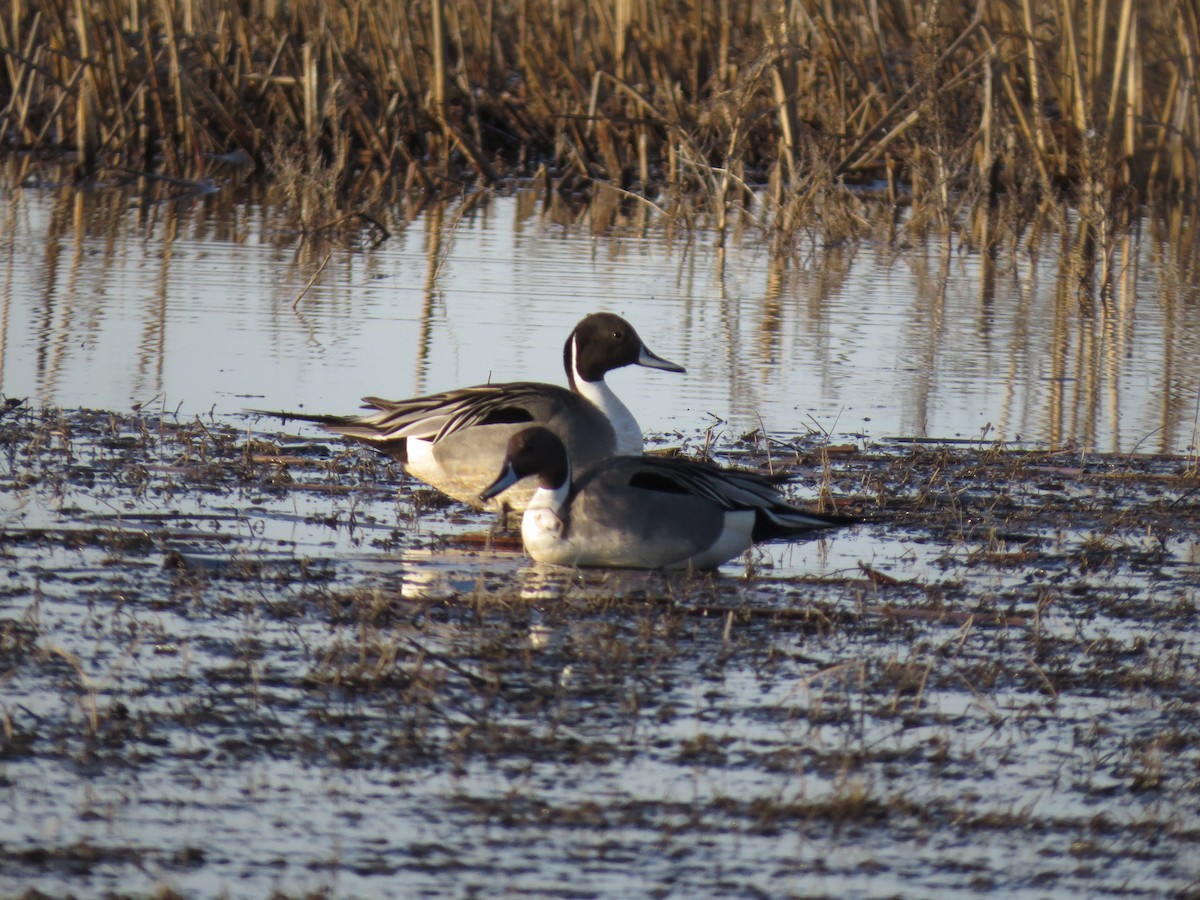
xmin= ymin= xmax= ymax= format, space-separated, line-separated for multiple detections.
xmin=2 ymin=403 xmax=1199 ymax=896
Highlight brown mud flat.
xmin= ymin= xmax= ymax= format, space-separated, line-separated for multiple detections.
xmin=1 ymin=403 xmax=1199 ymax=897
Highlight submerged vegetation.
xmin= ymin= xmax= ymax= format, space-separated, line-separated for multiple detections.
xmin=3 ymin=0 xmax=1200 ymax=241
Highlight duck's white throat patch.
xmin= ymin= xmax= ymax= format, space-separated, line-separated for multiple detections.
xmin=571 ymin=337 xmax=643 ymax=454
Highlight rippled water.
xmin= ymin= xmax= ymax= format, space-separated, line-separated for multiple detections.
xmin=3 ymin=181 xmax=1198 ymax=453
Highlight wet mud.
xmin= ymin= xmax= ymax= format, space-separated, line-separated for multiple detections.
xmin=2 ymin=403 xmax=1199 ymax=896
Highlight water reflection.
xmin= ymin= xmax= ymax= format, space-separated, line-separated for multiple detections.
xmin=2 ymin=174 xmax=1198 ymax=454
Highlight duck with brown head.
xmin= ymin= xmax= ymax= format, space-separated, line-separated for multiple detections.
xmin=481 ymin=426 xmax=856 ymax=570
xmin=257 ymin=313 xmax=684 ymax=511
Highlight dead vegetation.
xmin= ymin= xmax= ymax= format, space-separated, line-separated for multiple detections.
xmin=2 ymin=1 xmax=1199 ymax=246
xmin=2 ymin=403 xmax=1199 ymax=893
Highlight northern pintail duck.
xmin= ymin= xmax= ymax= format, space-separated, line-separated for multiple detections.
xmin=272 ymin=313 xmax=684 ymax=510
xmin=480 ymin=427 xmax=855 ymax=570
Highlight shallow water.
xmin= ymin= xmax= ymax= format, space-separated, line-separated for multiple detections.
xmin=2 ymin=181 xmax=1200 ymax=897
xmin=2 ymin=181 xmax=1199 ymax=454
xmin=2 ymin=404 xmax=1199 ymax=897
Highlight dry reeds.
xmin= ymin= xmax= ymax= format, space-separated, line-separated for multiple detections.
xmin=1 ymin=1 xmax=1198 ymax=240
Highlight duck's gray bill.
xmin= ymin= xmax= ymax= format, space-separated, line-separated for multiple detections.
xmin=637 ymin=345 xmax=685 ymax=373
xmin=480 ymin=464 xmax=520 ymax=502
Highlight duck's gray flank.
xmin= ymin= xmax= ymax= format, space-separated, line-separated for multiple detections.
xmin=481 ymin=426 xmax=855 ymax=570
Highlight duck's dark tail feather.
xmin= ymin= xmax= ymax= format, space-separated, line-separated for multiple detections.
xmin=247 ymin=408 xmax=352 ymax=428
xmin=246 ymin=407 xmax=406 ymax=449
xmin=754 ymin=506 xmax=860 ymax=541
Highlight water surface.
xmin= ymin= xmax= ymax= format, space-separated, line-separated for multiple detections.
xmin=3 ymin=176 xmax=1200 ymax=896
xmin=3 ymin=182 xmax=1198 ymax=454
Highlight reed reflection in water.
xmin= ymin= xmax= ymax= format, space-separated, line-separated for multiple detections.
xmin=1 ymin=181 xmax=1198 ymax=455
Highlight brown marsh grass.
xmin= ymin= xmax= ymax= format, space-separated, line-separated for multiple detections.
xmin=2 ymin=1 xmax=1199 ymax=238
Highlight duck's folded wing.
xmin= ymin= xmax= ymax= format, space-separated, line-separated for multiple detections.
xmin=624 ymin=457 xmax=785 ymax=508
xmin=352 ymin=383 xmax=570 ymax=442
xmin=622 ymin=457 xmax=854 ymax=535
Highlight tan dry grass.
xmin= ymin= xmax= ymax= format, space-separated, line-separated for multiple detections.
xmin=1 ymin=1 xmax=1198 ymax=239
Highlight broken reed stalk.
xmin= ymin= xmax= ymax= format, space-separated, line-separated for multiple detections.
xmin=1123 ymin=8 xmax=1138 ymax=175
xmin=156 ymin=0 xmax=188 ymax=168
xmin=303 ymin=41 xmax=317 ymax=146
xmin=72 ymin=0 xmax=98 ymax=177
xmin=430 ymin=0 xmax=446 ymax=124
xmin=769 ymin=13 xmax=797 ymax=187
xmin=1060 ymin=0 xmax=1088 ymax=140
xmin=1103 ymin=0 xmax=1135 ymax=155
xmin=1019 ymin=0 xmax=1045 ymax=160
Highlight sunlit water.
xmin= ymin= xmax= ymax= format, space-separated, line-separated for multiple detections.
xmin=3 ymin=182 xmax=1199 ymax=454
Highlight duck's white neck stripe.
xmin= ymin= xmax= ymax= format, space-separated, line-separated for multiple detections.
xmin=527 ymin=478 xmax=571 ymax=512
xmin=571 ymin=337 xmax=643 ymax=455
